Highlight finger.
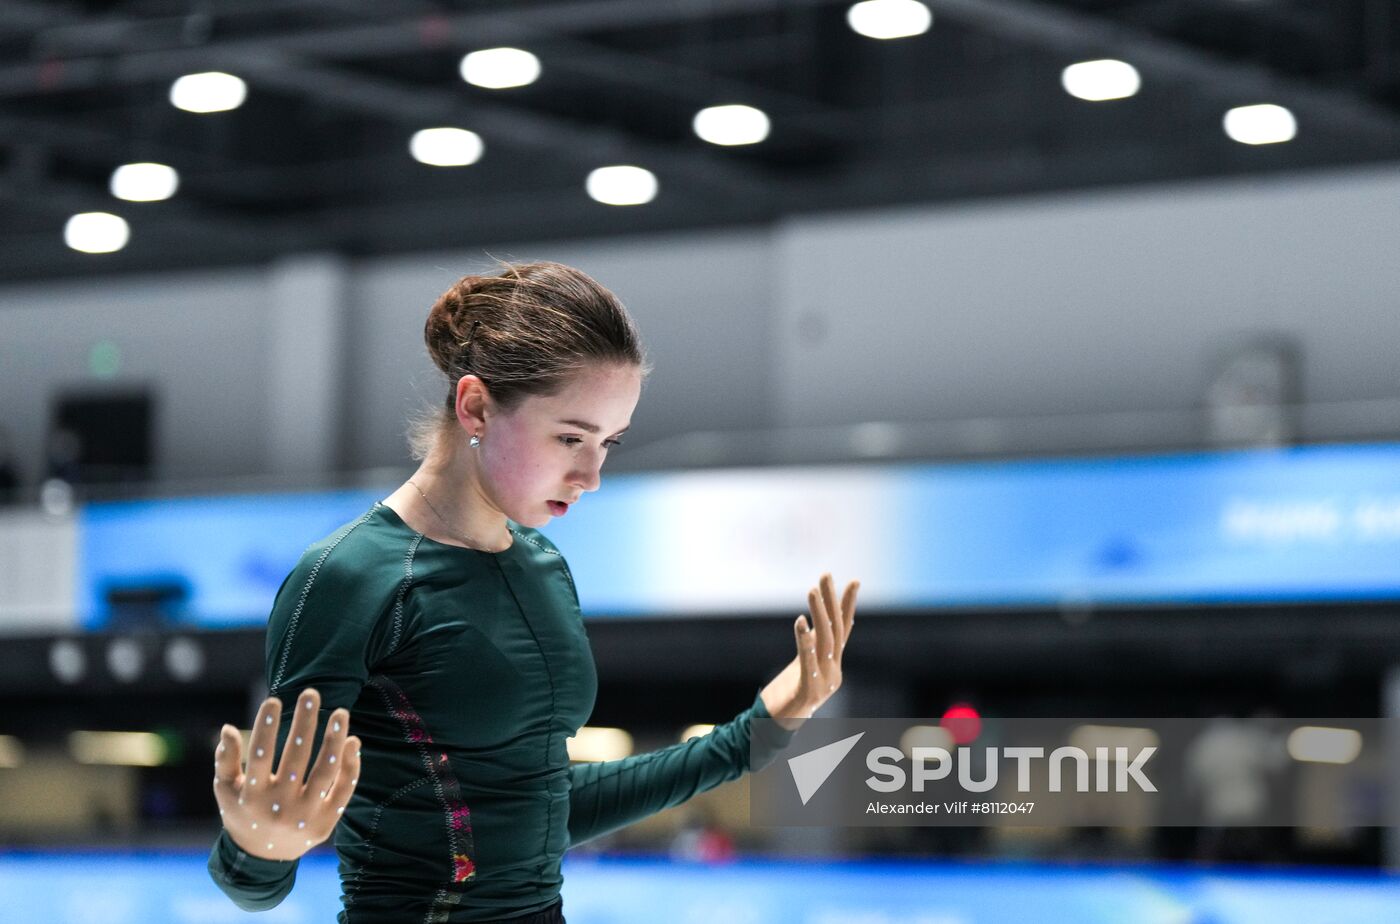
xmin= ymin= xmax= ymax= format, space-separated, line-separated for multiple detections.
xmin=245 ymin=697 xmax=282 ymax=792
xmin=320 ymin=735 xmax=362 ymax=832
xmin=214 ymin=723 xmax=243 ymax=785
xmin=807 ymin=587 xmax=833 ymax=663
xmin=839 ymin=580 xmax=860 ymax=650
xmin=305 ymin=707 xmax=350 ymax=802
xmin=276 ymin=688 xmax=321 ymax=785
xmin=820 ymin=573 xmax=844 ymax=659
xmin=795 ymin=613 xmax=817 ymax=694
xmin=212 ymin=724 xmax=243 ymax=817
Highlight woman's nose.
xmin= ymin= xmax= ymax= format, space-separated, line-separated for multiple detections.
xmin=571 ymin=455 xmax=603 ymax=493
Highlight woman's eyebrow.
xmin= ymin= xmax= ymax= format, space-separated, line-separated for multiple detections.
xmin=558 ymin=418 xmax=630 ymax=435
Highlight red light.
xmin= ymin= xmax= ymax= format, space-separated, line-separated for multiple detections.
xmin=940 ymin=703 xmax=982 ymax=744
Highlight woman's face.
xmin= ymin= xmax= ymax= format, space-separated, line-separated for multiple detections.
xmin=477 ymin=362 xmax=642 ymax=528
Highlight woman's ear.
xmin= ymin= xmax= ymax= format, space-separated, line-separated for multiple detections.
xmin=453 ymin=375 xmax=492 ymax=435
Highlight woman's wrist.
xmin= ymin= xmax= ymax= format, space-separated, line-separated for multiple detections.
xmin=222 ymin=826 xmax=299 ymax=864
xmin=759 ymin=659 xmax=810 ymax=731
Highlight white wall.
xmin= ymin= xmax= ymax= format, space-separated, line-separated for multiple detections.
xmin=775 ymin=166 xmax=1400 ymax=427
xmin=1 ymin=164 xmax=1398 ymax=485
xmin=0 ymin=509 xmax=75 ymax=632
xmin=0 ymin=267 xmax=270 ymax=483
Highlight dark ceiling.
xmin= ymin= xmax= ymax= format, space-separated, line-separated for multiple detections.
xmin=2 ymin=0 xmax=1399 ymax=282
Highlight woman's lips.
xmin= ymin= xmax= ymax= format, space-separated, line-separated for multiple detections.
xmin=547 ymin=500 xmax=569 ymax=516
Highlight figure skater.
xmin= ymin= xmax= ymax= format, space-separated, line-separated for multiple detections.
xmin=208 ymin=261 xmax=860 ymax=923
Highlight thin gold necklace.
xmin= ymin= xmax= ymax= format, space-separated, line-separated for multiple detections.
xmin=405 ymin=479 xmax=508 ymax=552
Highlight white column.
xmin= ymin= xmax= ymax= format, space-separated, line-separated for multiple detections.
xmin=266 ymin=254 xmax=348 ymax=477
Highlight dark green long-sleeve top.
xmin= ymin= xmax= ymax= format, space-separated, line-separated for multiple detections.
xmin=208 ymin=501 xmax=796 ymax=922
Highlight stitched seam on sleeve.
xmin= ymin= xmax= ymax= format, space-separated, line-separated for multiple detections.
xmin=573 ymin=739 xmax=703 ymax=794
xmin=270 ymin=508 xmax=376 ymax=694
xmin=511 ymin=527 xmax=579 ymax=601
xmin=559 ymin=557 xmax=579 ymax=601
xmin=388 ymin=534 xmax=421 ymax=657
xmin=508 ymin=527 xmax=558 ymax=556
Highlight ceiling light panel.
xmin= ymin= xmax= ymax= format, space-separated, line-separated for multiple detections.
xmin=110 ymin=163 xmax=180 ymax=202
xmin=64 ymin=213 xmax=130 ymax=254
xmin=586 ymin=166 xmax=658 ymax=206
xmin=461 ymin=48 xmax=542 ymax=89
xmin=1223 ymin=104 xmax=1297 ymax=145
xmin=1061 ymin=59 xmax=1141 ymax=102
xmin=410 ymin=128 xmax=485 ymax=167
xmin=693 ymin=104 xmax=771 ymax=146
xmin=169 ymin=71 xmax=247 ymax=113
xmin=847 ymin=0 xmax=933 ymax=40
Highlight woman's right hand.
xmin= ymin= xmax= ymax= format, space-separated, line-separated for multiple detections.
xmin=213 ymin=687 xmax=361 ymax=861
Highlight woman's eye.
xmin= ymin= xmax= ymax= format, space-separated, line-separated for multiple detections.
xmin=559 ymin=436 xmax=623 ymax=449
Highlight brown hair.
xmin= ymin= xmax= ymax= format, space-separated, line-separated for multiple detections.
xmin=408 ymin=260 xmax=650 ymax=460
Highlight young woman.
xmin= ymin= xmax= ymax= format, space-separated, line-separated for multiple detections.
xmin=207 ymin=262 xmax=860 ymax=923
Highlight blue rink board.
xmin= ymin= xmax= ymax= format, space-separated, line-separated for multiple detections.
xmin=2 ymin=851 xmax=1399 ymax=924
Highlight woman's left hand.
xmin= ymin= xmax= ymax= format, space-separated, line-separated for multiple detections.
xmin=760 ymin=573 xmax=861 ymax=731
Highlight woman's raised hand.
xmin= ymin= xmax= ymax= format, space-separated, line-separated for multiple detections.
xmin=760 ymin=573 xmax=861 ymax=731
xmin=213 ymin=687 xmax=361 ymax=861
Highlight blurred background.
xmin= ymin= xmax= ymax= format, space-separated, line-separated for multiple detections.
xmin=2 ymin=0 xmax=1400 ymax=921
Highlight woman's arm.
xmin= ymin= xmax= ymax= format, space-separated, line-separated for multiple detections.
xmin=208 ymin=689 xmax=361 ymax=910
xmin=566 ymin=574 xmax=859 ymax=847
xmin=566 ymin=689 xmax=793 ymax=847
xmin=207 ymin=523 xmax=402 ymax=909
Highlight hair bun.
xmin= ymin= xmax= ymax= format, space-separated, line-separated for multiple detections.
xmin=424 ymin=274 xmax=487 ymax=376
xmin=409 ymin=260 xmax=648 ymax=461
xmin=453 ymin=274 xmax=487 ymax=298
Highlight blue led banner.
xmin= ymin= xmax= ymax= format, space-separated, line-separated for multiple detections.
xmin=79 ymin=490 xmax=382 ymax=629
xmin=77 ymin=443 xmax=1400 ymax=627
